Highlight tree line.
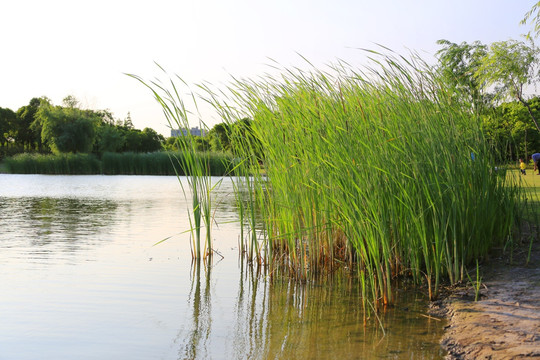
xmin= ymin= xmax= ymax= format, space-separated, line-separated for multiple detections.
xmin=0 ymin=94 xmax=258 ymax=162
xmin=0 ymin=96 xmax=164 ymax=159
xmin=4 ymin=1 xmax=540 ymax=164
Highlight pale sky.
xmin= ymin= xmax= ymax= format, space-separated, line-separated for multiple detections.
xmin=0 ymin=0 xmax=536 ymax=136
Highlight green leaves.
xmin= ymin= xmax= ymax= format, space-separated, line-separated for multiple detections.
xmin=35 ymin=103 xmax=100 ymax=154
xmin=436 ymin=39 xmax=488 ymax=113
xmin=476 ymin=40 xmax=539 ymax=100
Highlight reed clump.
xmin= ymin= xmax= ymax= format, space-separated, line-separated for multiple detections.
xmin=5 ymin=152 xmax=101 ymax=174
xmin=101 ymin=151 xmax=232 ymax=175
xmin=209 ymin=52 xmax=521 ymax=307
xmin=135 ymin=51 xmax=521 ymax=310
xmin=5 ymin=151 xmax=233 ymax=176
xmin=129 ymin=70 xmax=226 ymax=260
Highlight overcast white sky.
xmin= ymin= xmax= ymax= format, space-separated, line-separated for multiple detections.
xmin=0 ymin=0 xmax=536 ymax=136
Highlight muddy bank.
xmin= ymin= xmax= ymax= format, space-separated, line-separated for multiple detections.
xmin=432 ymin=227 xmax=540 ymax=359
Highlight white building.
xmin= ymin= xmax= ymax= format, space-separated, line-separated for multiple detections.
xmin=171 ymin=127 xmax=206 ymax=137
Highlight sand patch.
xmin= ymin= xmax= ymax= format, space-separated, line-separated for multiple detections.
xmin=436 ymin=228 xmax=540 ymax=359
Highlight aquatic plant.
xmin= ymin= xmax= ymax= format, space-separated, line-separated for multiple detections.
xmin=4 ymin=151 xmax=233 ymax=176
xmin=101 ymin=151 xmax=231 ymax=175
xmin=129 ymin=70 xmax=223 ymax=260
xmin=206 ymin=51 xmax=521 ymax=306
xmin=135 ymin=51 xmax=522 ymax=308
xmin=5 ymin=152 xmax=101 ymax=174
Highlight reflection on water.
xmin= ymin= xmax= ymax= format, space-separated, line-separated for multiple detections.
xmin=0 ymin=197 xmax=119 ymax=267
xmin=178 ymin=261 xmax=445 ymax=359
xmin=179 ymin=262 xmax=212 ymax=360
xmin=0 ymin=175 xmax=445 ymax=359
xmin=1 ymin=197 xmax=117 ymax=244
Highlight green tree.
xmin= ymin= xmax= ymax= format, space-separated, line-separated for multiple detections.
xmin=162 ymin=136 xmax=179 ymax=151
xmin=139 ymin=127 xmax=164 ymax=152
xmin=35 ymin=103 xmax=100 ymax=154
xmin=15 ymin=98 xmax=42 ymax=150
xmin=0 ymin=107 xmax=16 ymax=148
xmin=193 ymin=135 xmax=210 ymax=152
xmin=483 ymin=98 xmax=540 ymax=161
xmin=436 ymin=39 xmax=488 ymax=113
xmin=95 ymin=109 xmax=116 ymax=126
xmin=94 ymin=124 xmax=125 ymax=153
xmin=123 ymin=112 xmax=134 ymax=129
xmin=119 ymin=127 xmax=158 ymax=152
xmin=207 ymin=122 xmax=231 ymax=152
xmin=476 ymin=39 xmax=540 ymax=133
xmin=62 ymin=95 xmax=80 ymax=108
xmin=521 ymin=1 xmax=540 ymax=39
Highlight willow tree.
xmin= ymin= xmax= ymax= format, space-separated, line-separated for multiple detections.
xmin=476 ymin=39 xmax=540 ymax=133
xmin=436 ymin=39 xmax=488 ymax=113
xmin=521 ymin=1 xmax=540 ymax=39
xmin=35 ymin=97 xmax=101 ymax=154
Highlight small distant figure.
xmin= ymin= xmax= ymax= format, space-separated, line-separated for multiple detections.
xmin=533 ymin=153 xmax=540 ymax=175
xmin=519 ymin=158 xmax=527 ymax=175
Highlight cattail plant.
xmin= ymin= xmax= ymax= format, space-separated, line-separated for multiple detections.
xmin=205 ymin=51 xmax=521 ymax=307
xmin=134 ymin=50 xmax=522 ymax=309
xmin=129 ymin=69 xmax=220 ymax=260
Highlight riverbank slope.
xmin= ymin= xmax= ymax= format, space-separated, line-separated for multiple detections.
xmin=436 ymin=221 xmax=540 ymax=359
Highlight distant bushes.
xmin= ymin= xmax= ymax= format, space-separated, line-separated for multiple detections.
xmin=4 ymin=151 xmax=234 ymax=176
xmin=5 ymin=153 xmax=101 ymax=174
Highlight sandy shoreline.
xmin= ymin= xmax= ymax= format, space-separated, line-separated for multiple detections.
xmin=432 ymin=224 xmax=540 ymax=359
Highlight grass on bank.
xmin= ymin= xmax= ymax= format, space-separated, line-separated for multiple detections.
xmin=4 ymin=151 xmax=233 ymax=176
xmin=501 ymin=169 xmax=540 ymax=220
xmin=509 ymin=169 xmax=540 ymax=223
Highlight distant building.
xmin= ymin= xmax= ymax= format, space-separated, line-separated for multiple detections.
xmin=171 ymin=127 xmax=206 ymax=137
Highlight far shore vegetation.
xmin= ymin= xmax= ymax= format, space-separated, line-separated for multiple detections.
xmin=0 ymin=95 xmax=249 ymax=175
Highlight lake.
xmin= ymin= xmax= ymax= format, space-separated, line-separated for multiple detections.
xmin=0 ymin=174 xmax=446 ymax=359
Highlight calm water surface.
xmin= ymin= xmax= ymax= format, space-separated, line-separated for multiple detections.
xmin=0 ymin=175 xmax=446 ymax=359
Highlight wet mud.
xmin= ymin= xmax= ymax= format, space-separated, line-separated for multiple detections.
xmin=433 ymin=225 xmax=540 ymax=359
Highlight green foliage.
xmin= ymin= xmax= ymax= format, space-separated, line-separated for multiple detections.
xmin=436 ymin=39 xmax=488 ymax=112
xmin=521 ymin=1 xmax=540 ymax=39
xmin=4 ymin=151 xmax=233 ymax=175
xmin=477 ymin=40 xmax=540 ymax=102
xmin=162 ymin=136 xmax=179 ymax=151
xmin=206 ymin=51 xmax=521 ymax=307
xmin=117 ymin=127 xmax=164 ymax=153
xmin=482 ymin=98 xmax=540 ymax=161
xmin=207 ymin=122 xmax=231 ymax=151
xmin=140 ymin=127 xmax=165 ymax=152
xmin=193 ymin=136 xmax=211 ymax=152
xmin=436 ymin=38 xmax=540 ymax=139
xmin=5 ymin=152 xmax=101 ymax=174
xmin=0 ymin=107 xmax=16 ymax=148
xmin=35 ymin=104 xmax=100 ymax=154
xmin=476 ymin=39 xmax=540 ymax=133
xmin=15 ymin=98 xmax=41 ymax=150
xmin=94 ymin=124 xmax=126 ymax=154
xmin=2 ymin=95 xmax=165 ymax=157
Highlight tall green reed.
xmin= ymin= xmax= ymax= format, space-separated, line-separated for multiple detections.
xmin=5 ymin=151 xmax=232 ymax=176
xmin=201 ymin=51 xmax=521 ymax=307
xmin=134 ymin=51 xmax=521 ymax=309
xmin=128 ymin=69 xmax=221 ymax=260
xmin=5 ymin=153 xmax=101 ymax=174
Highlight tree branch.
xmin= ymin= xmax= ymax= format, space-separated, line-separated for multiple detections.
xmin=518 ymin=95 xmax=540 ymax=133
